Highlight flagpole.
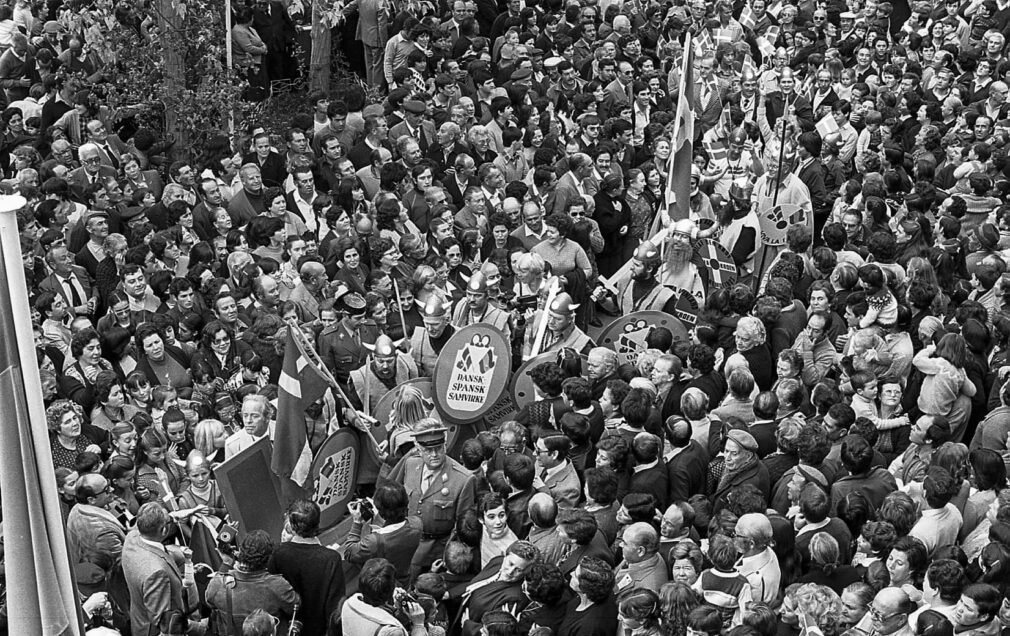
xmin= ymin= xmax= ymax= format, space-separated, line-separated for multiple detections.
xmin=662 ymin=33 xmax=693 ymax=229
xmin=0 ymin=196 xmax=85 ymax=636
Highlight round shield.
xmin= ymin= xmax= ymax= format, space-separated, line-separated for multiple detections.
xmin=598 ymin=311 xmax=690 ymax=366
xmin=432 ymin=324 xmax=513 ymax=424
xmin=509 ymin=352 xmax=558 ymax=411
xmin=758 ymin=203 xmax=805 ymax=247
xmin=670 ymin=288 xmax=700 ymax=326
xmin=695 ymin=238 xmax=737 ymax=289
xmin=309 ymin=427 xmax=360 ymax=532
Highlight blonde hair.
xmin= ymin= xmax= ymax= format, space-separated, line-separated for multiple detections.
xmin=390 ymin=385 xmax=432 ymax=431
xmin=193 ymin=419 xmax=226 ymax=458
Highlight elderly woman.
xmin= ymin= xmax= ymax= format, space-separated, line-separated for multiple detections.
xmin=711 ymin=428 xmax=771 ymax=514
xmin=729 ymin=316 xmax=774 ymax=391
xmin=60 ymin=327 xmax=114 ymax=412
xmin=134 ymin=323 xmax=192 ymax=390
xmin=669 ymin=541 xmax=705 ymax=586
xmin=48 ymin=400 xmax=103 ymax=470
xmin=557 ymin=556 xmax=618 ymax=636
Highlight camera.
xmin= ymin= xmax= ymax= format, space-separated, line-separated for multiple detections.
xmin=217 ymin=524 xmax=240 ymax=557
xmin=351 ymin=498 xmax=374 ymax=522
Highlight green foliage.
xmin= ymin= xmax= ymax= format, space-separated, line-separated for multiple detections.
xmin=64 ymin=0 xmax=250 ymax=160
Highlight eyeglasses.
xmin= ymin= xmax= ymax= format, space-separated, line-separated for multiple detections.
xmin=869 ymin=607 xmax=900 ymax=622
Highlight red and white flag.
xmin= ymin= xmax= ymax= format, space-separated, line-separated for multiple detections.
xmin=665 ymin=35 xmax=696 ymax=224
xmin=272 ymin=328 xmax=331 ymax=487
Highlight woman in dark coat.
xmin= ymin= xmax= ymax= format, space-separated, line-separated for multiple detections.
xmin=592 ymin=173 xmax=631 ymax=278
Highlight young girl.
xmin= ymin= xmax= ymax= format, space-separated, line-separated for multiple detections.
xmin=110 ymin=422 xmax=139 ymax=459
xmin=177 ymin=451 xmax=227 ymax=528
xmin=149 ymin=385 xmax=178 ymax=426
xmin=124 ymin=371 xmax=152 ymax=411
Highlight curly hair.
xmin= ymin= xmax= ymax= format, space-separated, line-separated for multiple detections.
xmin=735 ymin=316 xmax=766 ymax=348
xmin=46 ymin=399 xmax=82 ymax=433
xmin=659 ymin=582 xmax=702 ymax=636
xmin=790 ymin=584 xmax=844 ymax=636
xmin=796 ymin=423 xmax=831 ymax=465
xmin=237 ymin=529 xmax=274 ymax=570
xmin=577 ymin=556 xmax=615 ymax=603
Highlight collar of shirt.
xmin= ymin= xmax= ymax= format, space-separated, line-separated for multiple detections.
xmin=796 ymin=517 xmax=830 ymax=536
xmin=633 ymin=459 xmax=660 ymax=473
xmin=543 ymin=459 xmax=569 ymax=482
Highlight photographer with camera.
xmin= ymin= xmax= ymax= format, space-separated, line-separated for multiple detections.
xmin=345 ymin=482 xmax=423 ymax=588
xmin=340 ymin=557 xmax=429 ymax=636
xmin=206 ymin=530 xmax=300 ymax=634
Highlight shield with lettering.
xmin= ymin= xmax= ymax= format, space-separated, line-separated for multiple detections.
xmin=308 ymin=428 xmax=360 ymax=532
xmin=759 ymin=203 xmax=805 ymax=247
xmin=696 ymin=239 xmax=738 ymax=289
xmin=598 ymin=311 xmax=690 ymax=366
xmin=433 ymin=324 xmax=512 ymax=424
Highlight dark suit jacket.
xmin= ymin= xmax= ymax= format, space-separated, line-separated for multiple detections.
xmin=388 ymin=120 xmax=437 ymax=154
xmin=242 ymin=151 xmax=287 ymax=188
xmin=797 ymin=158 xmax=829 ymax=217
xmin=557 ymin=529 xmax=614 ymax=574
xmin=748 ymin=420 xmax=778 ymax=459
xmin=444 ymin=175 xmax=477 ymax=209
xmin=629 ymin=461 xmax=669 ymax=510
xmin=808 ymin=87 xmax=839 ymax=115
xmin=67 ymin=164 xmax=118 ymax=202
xmin=665 ymin=440 xmax=710 ymax=503
xmin=39 ymin=267 xmax=93 ymax=312
xmin=764 ymin=92 xmax=815 ymax=131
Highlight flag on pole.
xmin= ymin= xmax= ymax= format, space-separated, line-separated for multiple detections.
xmin=0 ymin=195 xmax=84 ymax=636
xmin=739 ymin=4 xmax=756 ymax=29
xmin=704 ymin=139 xmax=728 ymax=163
xmin=664 ymin=34 xmax=696 ymax=224
xmin=272 ymin=329 xmax=330 ymax=487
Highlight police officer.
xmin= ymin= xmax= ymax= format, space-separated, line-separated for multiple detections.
xmin=317 ymin=289 xmax=368 ymax=395
xmin=614 ymin=240 xmax=680 ymax=314
xmin=522 ymin=292 xmax=595 ymax=358
xmin=410 ymin=296 xmax=456 ymax=377
xmin=451 ymin=271 xmax=511 ymax=339
xmin=385 ymin=418 xmax=477 ymax=578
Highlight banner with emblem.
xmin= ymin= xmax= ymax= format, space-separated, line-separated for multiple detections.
xmin=759 ymin=203 xmax=806 ymax=247
xmin=433 ymin=324 xmax=512 ymax=424
xmin=598 ymin=311 xmax=690 ymax=366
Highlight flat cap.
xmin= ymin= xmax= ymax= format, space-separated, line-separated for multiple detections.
xmin=725 ymin=429 xmax=759 ymax=453
xmin=403 ymin=100 xmax=426 ymax=114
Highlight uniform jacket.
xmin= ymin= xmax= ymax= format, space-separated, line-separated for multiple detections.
xmin=385 ymin=454 xmax=477 ymax=539
xmin=318 ymin=321 xmax=367 ymax=385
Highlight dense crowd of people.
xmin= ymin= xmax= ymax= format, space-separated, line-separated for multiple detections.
xmin=6 ymin=0 xmax=1010 ymax=633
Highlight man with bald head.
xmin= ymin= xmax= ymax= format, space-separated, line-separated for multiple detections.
xmin=585 ymin=347 xmax=619 ymax=400
xmin=869 ymin=587 xmax=916 ymax=636
xmin=511 ymin=201 xmax=545 ymax=251
xmin=527 ymin=491 xmax=567 ymax=564
xmin=290 ymin=260 xmax=328 ymax=322
xmin=227 ymin=163 xmax=266 ymax=226
xmin=734 ymin=513 xmax=780 ymax=604
xmin=68 ymin=142 xmax=117 ymax=201
xmin=659 ymin=502 xmax=696 ymax=556
xmin=613 ymin=522 xmax=668 ymax=593
xmin=66 ymin=473 xmax=127 ymax=589
xmin=248 ymin=274 xmax=282 ymax=323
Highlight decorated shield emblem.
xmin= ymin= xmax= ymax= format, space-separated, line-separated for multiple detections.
xmin=433 ymin=324 xmax=512 ymax=424
xmin=598 ymin=311 xmax=690 ymax=366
